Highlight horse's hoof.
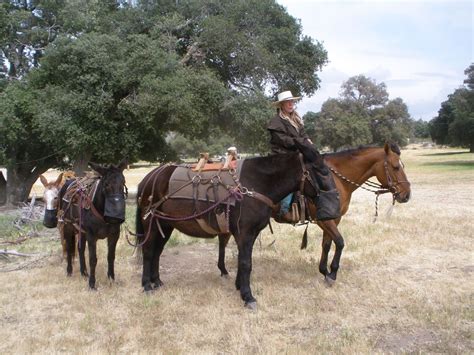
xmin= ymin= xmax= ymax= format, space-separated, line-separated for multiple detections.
xmin=153 ymin=281 xmax=164 ymax=289
xmin=221 ymin=273 xmax=230 ymax=279
xmin=245 ymin=301 xmax=257 ymax=311
xmin=89 ymin=286 xmax=97 ymax=291
xmin=324 ymin=276 xmax=336 ymax=287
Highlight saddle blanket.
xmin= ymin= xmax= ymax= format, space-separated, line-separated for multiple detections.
xmin=168 ymin=160 xmax=243 ymax=206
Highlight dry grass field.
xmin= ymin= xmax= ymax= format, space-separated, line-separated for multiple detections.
xmin=1 ymin=146 xmax=473 ymax=353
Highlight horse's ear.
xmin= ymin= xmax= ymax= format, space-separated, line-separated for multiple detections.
xmin=54 ymin=173 xmax=64 ymax=186
xmin=39 ymin=175 xmax=48 ymax=187
xmin=89 ymin=162 xmax=107 ymax=176
xmin=117 ymin=157 xmax=128 ymax=172
xmin=294 ymin=138 xmax=321 ymax=163
xmin=384 ymin=142 xmax=390 ymax=155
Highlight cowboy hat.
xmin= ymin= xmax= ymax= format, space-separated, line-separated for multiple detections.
xmin=272 ymin=90 xmax=301 ymax=105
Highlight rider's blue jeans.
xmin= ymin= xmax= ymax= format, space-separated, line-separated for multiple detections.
xmin=280 ymin=193 xmax=293 ymax=215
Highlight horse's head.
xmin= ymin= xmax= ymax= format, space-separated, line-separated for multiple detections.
xmin=40 ymin=173 xmax=64 ymax=228
xmin=375 ymin=143 xmax=411 ymax=203
xmin=89 ymin=158 xmax=128 ymax=224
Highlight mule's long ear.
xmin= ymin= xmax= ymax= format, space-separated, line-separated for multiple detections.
xmin=54 ymin=173 xmax=64 ymax=187
xmin=39 ymin=175 xmax=48 ymax=187
xmin=89 ymin=162 xmax=107 ymax=176
xmin=117 ymin=157 xmax=128 ymax=171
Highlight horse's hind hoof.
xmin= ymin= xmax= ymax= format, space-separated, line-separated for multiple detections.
xmin=324 ymin=276 xmax=336 ymax=287
xmin=244 ymin=301 xmax=257 ymax=311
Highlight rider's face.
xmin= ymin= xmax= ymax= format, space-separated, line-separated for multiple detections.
xmin=281 ymin=100 xmax=295 ymax=114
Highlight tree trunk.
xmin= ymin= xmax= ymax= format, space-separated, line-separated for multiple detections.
xmin=73 ymin=151 xmax=92 ymax=177
xmin=5 ymin=168 xmax=43 ymax=207
xmin=4 ymin=160 xmax=51 ymax=207
xmin=0 ymin=171 xmax=6 ymax=205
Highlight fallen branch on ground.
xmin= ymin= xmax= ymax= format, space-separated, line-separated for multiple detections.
xmin=0 ymin=249 xmax=40 ymax=257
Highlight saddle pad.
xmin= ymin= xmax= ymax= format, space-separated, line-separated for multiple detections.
xmin=168 ymin=160 xmax=243 ymax=206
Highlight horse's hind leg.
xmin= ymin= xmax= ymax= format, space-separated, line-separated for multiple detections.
xmin=218 ymin=233 xmax=231 ymax=277
xmin=107 ymin=231 xmax=119 ymax=281
xmin=151 ymin=224 xmax=172 ymax=289
xmin=141 ymin=220 xmax=171 ymax=291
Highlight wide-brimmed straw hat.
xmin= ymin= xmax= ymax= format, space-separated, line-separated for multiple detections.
xmin=272 ymin=90 xmax=301 ymax=105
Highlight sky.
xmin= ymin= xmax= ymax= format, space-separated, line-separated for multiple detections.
xmin=276 ymin=0 xmax=473 ymax=121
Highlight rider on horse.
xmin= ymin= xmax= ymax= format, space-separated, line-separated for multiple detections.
xmin=267 ymin=90 xmax=340 ymax=223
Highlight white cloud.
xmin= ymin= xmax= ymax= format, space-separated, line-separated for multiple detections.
xmin=277 ymin=0 xmax=473 ymax=120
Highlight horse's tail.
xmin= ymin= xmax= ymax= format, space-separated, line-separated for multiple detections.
xmin=134 ymin=186 xmax=145 ymax=263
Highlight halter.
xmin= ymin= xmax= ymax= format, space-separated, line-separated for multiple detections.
xmin=328 ymin=155 xmax=410 ymax=221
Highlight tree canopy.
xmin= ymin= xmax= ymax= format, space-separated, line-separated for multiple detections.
xmin=429 ymin=64 xmax=474 ymax=152
xmin=305 ymin=75 xmax=412 ymax=151
xmin=0 ymin=0 xmax=328 ymax=204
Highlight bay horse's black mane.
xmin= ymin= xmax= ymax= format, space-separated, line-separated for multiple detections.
xmin=322 ymin=143 xmax=401 ymax=159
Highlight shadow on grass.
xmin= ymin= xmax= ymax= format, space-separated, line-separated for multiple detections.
xmin=422 ymin=160 xmax=474 ymax=168
xmin=420 ymin=151 xmax=472 ymax=157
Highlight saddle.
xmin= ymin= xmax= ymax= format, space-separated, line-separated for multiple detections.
xmin=164 ymin=158 xmax=243 ymax=235
xmin=61 ymin=173 xmax=100 ymax=209
xmin=190 ymin=152 xmax=238 ymax=172
xmin=58 ymin=173 xmax=101 ymax=231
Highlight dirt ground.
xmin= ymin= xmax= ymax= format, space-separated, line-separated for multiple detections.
xmin=0 ymin=146 xmax=473 ymax=353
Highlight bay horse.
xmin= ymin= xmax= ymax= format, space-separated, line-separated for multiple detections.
xmin=216 ymin=142 xmax=411 ymax=285
xmin=136 ymin=142 xmax=325 ymax=309
xmin=58 ymin=159 xmax=127 ymax=289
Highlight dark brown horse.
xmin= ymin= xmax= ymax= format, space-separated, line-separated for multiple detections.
xmin=58 ymin=159 xmax=127 ymax=289
xmin=136 ymin=143 xmax=326 ymax=309
xmin=217 ymin=142 xmax=411 ymax=285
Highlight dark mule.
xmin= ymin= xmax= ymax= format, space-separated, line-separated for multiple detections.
xmin=216 ymin=142 xmax=411 ymax=285
xmin=136 ymin=149 xmax=323 ymax=308
xmin=58 ymin=159 xmax=127 ymax=289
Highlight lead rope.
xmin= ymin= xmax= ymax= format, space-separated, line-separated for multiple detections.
xmin=329 ymin=166 xmax=393 ymax=222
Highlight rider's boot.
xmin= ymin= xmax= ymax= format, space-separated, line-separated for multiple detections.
xmin=313 ymin=162 xmax=341 ymax=221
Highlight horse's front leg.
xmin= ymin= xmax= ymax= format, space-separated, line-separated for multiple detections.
xmin=218 ymin=233 xmax=231 ymax=277
xmin=318 ymin=220 xmax=345 ymax=285
xmin=78 ymin=232 xmax=88 ymax=277
xmin=318 ymin=232 xmax=331 ymax=277
xmin=63 ymin=227 xmax=75 ymax=276
xmin=107 ymin=231 xmax=119 ymax=281
xmin=87 ymin=236 xmax=98 ymax=289
xmin=236 ymin=233 xmax=257 ymax=309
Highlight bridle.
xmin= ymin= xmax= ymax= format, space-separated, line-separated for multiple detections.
xmin=328 ymin=155 xmax=410 ymax=220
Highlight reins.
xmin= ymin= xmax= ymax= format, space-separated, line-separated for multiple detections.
xmin=328 ymin=158 xmax=401 ymax=222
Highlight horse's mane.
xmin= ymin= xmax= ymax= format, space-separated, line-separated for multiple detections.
xmin=244 ymin=152 xmax=299 ymax=164
xmin=323 ymin=143 xmax=401 ymax=159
